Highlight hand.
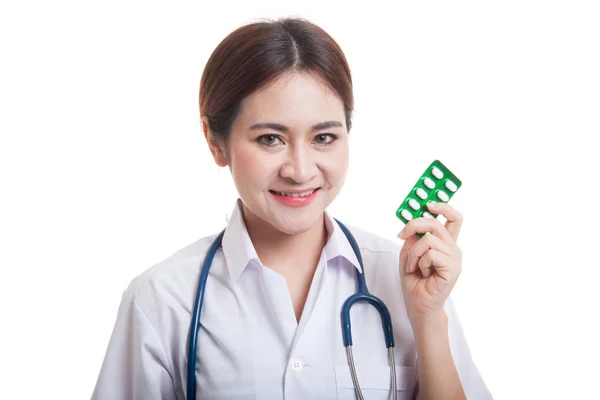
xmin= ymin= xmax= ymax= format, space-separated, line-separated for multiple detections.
xmin=397 ymin=202 xmax=463 ymax=325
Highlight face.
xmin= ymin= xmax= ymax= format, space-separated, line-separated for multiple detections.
xmin=204 ymin=72 xmax=349 ymax=236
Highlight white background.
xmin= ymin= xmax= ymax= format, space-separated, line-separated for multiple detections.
xmin=1 ymin=1 xmax=598 ymax=399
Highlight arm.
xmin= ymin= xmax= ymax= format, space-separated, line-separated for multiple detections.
xmin=398 ymin=202 xmax=493 ymax=399
xmin=413 ymin=311 xmax=465 ymax=400
xmin=91 ymin=291 xmax=176 ymax=400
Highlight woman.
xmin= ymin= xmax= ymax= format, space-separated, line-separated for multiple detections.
xmin=92 ymin=17 xmax=492 ymax=400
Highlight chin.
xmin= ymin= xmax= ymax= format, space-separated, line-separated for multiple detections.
xmin=270 ymin=213 xmax=321 ymax=236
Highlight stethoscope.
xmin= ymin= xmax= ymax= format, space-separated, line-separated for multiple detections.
xmin=187 ymin=219 xmax=397 ymax=400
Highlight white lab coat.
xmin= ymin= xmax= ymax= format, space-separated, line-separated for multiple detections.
xmin=92 ymin=198 xmax=492 ymax=399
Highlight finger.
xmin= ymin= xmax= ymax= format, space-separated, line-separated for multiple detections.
xmin=418 ymin=249 xmax=453 ymax=280
xmin=406 ymin=233 xmax=453 ymax=274
xmin=418 ymin=250 xmax=434 ymax=278
xmin=398 ymin=233 xmax=419 ymax=278
xmin=400 ymin=215 xmax=454 ymax=244
xmin=426 ymin=202 xmax=463 ymax=242
xmin=398 ymin=226 xmax=421 ymax=256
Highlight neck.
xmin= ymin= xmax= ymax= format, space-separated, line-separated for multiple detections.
xmin=241 ymin=205 xmax=327 ymax=274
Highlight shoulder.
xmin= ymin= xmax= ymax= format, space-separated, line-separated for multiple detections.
xmin=123 ymin=231 xmax=223 ymax=305
xmin=337 ymin=221 xmax=402 ymax=275
xmin=340 ymin=222 xmax=402 ymax=257
xmin=337 ymin=222 xmax=403 ymax=290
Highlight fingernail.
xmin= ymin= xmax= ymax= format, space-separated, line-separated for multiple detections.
xmin=427 ymin=202 xmax=437 ymax=209
xmin=398 ymin=229 xmax=405 ymax=239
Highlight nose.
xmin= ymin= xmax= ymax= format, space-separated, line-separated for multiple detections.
xmin=279 ymin=144 xmax=318 ymax=183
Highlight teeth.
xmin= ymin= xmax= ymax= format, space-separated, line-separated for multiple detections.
xmin=273 ymin=189 xmax=316 ymax=197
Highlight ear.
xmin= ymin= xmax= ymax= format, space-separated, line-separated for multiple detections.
xmin=202 ymin=116 xmax=228 ymax=167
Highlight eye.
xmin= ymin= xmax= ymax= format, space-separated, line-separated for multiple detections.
xmin=257 ymin=134 xmax=283 ymax=147
xmin=314 ymin=133 xmax=337 ymax=145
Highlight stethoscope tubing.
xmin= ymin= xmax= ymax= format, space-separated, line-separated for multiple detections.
xmin=336 ymin=220 xmax=395 ymax=349
xmin=186 ymin=229 xmax=225 ymax=400
xmin=186 ymin=219 xmax=396 ymax=400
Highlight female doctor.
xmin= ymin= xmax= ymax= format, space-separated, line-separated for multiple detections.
xmin=92 ymin=17 xmax=492 ymax=400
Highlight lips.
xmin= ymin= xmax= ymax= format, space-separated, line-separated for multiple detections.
xmin=269 ymin=188 xmax=320 ymax=207
xmin=270 ymin=189 xmax=317 ymax=197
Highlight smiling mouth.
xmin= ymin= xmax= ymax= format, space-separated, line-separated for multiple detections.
xmin=269 ymin=188 xmax=319 ymax=197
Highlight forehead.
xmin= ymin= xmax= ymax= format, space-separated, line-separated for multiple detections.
xmin=233 ymin=72 xmax=346 ymax=131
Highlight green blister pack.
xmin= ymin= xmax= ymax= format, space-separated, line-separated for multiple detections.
xmin=395 ymin=160 xmax=462 ymax=238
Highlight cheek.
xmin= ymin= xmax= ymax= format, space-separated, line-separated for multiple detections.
xmin=324 ymin=147 xmax=349 ymax=181
xmin=229 ymin=146 xmax=272 ymax=183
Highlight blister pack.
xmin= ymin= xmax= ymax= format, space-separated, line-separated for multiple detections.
xmin=395 ymin=160 xmax=462 ymax=238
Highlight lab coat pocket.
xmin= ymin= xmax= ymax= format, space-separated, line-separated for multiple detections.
xmin=334 ymin=364 xmax=416 ymax=400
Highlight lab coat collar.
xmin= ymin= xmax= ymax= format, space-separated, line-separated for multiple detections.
xmin=322 ymin=210 xmax=363 ymax=274
xmin=221 ymin=199 xmax=261 ymax=282
xmin=222 ymin=198 xmax=362 ymax=282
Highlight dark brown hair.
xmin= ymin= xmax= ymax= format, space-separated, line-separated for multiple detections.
xmin=199 ymin=17 xmax=354 ymax=150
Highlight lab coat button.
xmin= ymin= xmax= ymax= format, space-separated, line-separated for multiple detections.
xmin=288 ymin=357 xmax=304 ymax=372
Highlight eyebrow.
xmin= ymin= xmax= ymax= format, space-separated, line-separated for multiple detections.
xmin=248 ymin=120 xmax=343 ymax=133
